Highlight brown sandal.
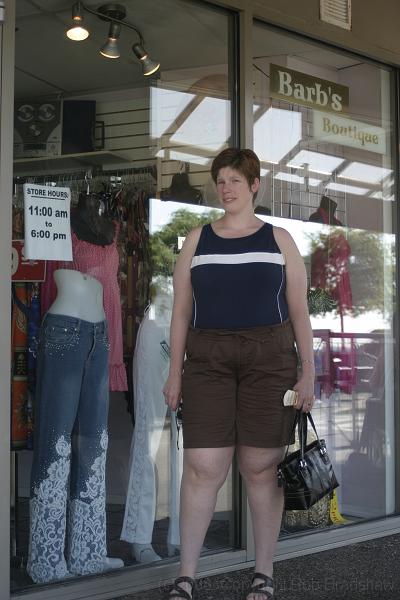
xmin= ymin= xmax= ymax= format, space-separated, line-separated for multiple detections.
xmin=169 ymin=576 xmax=196 ymax=600
xmin=246 ymin=572 xmax=274 ymax=599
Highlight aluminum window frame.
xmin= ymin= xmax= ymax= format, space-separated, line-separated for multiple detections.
xmin=1 ymin=1 xmax=400 ymax=598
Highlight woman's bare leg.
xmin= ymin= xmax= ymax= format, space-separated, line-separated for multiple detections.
xmin=173 ymin=446 xmax=235 ymax=597
xmin=237 ymin=446 xmax=284 ymax=600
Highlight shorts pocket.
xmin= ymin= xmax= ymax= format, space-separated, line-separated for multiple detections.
xmin=274 ymin=326 xmax=298 ymax=370
xmin=279 ymin=324 xmax=296 ymax=351
xmin=185 ymin=330 xmax=209 ymax=362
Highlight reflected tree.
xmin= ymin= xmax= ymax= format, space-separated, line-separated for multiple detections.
xmin=307 ymin=228 xmax=395 ymax=317
xmin=150 ymin=208 xmax=221 ymax=276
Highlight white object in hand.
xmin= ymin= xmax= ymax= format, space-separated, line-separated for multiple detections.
xmin=283 ymin=389 xmax=298 ymax=406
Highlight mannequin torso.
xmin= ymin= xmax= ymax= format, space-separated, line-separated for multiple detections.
xmin=48 ymin=269 xmax=106 ymax=322
xmin=309 ymin=195 xmax=342 ymax=225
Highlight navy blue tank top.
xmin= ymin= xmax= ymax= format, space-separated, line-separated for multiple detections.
xmin=190 ymin=222 xmax=288 ymax=329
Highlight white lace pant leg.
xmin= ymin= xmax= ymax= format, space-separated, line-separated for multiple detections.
xmin=28 ymin=316 xmax=111 ymax=582
xmin=27 ymin=437 xmax=71 ymax=584
xmin=66 ymin=326 xmax=110 ymax=576
xmin=66 ymin=431 xmax=109 ymax=575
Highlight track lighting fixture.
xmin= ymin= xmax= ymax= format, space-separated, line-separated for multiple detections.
xmin=132 ymin=43 xmax=160 ymax=77
xmin=100 ymin=22 xmax=121 ymax=59
xmin=66 ymin=2 xmax=89 ymax=41
xmin=66 ymin=2 xmax=160 ymax=76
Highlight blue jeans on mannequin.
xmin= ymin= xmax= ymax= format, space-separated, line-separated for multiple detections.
xmin=27 ymin=313 xmax=121 ymax=584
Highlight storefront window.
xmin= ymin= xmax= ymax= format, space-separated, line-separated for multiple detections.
xmin=10 ymin=0 xmax=235 ymax=592
xmin=253 ymin=23 xmax=396 ymax=532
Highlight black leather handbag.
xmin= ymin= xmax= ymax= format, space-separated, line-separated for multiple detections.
xmin=277 ymin=411 xmax=339 ymax=511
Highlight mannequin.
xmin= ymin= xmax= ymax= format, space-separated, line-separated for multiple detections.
xmin=48 ymin=269 xmax=105 ymax=322
xmin=309 ymin=195 xmax=342 ymax=226
xmin=309 ymin=195 xmax=352 ymax=312
xmin=160 ymin=172 xmax=203 ymax=205
xmin=120 ymin=290 xmax=183 ymax=562
xmin=41 ymin=192 xmax=128 ymax=390
xmin=70 ymin=192 xmax=128 ymax=391
xmin=27 ymin=270 xmax=124 ymax=583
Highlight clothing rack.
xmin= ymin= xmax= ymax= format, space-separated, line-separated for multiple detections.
xmin=13 ymin=164 xmax=157 ymax=186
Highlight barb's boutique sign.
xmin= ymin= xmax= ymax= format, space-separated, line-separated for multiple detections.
xmin=270 ymin=64 xmax=349 ymax=114
xmin=313 ymin=111 xmax=386 ymax=154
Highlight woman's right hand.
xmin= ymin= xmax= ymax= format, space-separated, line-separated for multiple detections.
xmin=163 ymin=372 xmax=182 ymax=410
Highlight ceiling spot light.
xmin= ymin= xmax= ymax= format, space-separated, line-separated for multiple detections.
xmin=100 ymin=22 xmax=121 ymax=58
xmin=66 ymin=2 xmax=89 ymax=41
xmin=66 ymin=2 xmax=161 ymax=76
xmin=132 ymin=43 xmax=160 ymax=76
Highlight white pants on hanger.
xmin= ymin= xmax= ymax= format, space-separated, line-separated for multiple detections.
xmin=120 ymin=307 xmax=182 ymax=546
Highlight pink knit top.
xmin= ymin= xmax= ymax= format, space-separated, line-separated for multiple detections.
xmin=70 ymin=227 xmax=128 ymax=391
xmin=41 ymin=226 xmax=128 ymax=392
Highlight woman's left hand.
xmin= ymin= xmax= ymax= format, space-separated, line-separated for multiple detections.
xmin=293 ymin=373 xmax=315 ymax=412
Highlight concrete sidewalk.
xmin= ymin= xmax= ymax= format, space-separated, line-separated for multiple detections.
xmin=115 ymin=533 xmax=400 ymax=600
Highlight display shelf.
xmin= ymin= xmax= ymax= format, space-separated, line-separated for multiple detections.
xmin=13 ymin=150 xmax=132 ymax=176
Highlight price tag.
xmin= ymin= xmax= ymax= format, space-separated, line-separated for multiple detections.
xmin=23 ymin=183 xmax=72 ymax=261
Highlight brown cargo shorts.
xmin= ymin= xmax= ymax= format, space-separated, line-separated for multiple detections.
xmin=181 ymin=320 xmax=298 ymax=448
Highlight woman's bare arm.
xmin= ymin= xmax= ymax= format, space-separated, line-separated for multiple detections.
xmin=273 ymin=226 xmax=315 ymax=410
xmin=163 ymin=226 xmax=202 ymax=409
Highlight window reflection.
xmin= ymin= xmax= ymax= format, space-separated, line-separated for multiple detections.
xmin=338 ymin=162 xmax=392 ymax=184
xmin=150 ymin=88 xmax=196 ymax=139
xmin=170 ymin=96 xmax=230 ymax=151
xmin=287 ymin=150 xmax=345 ymax=175
xmin=326 ymin=182 xmax=369 ymax=195
xmin=260 ymin=215 xmax=395 ymax=525
xmin=253 ymin=21 xmax=396 ymax=532
xmin=254 ymin=107 xmax=302 ymax=164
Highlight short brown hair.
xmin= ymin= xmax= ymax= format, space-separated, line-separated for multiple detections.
xmin=211 ymin=148 xmax=260 ymax=188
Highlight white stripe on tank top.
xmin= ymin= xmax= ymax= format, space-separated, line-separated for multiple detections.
xmin=191 ymin=251 xmax=285 ymax=269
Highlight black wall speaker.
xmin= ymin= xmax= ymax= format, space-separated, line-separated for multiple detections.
xmin=61 ymin=100 xmax=97 ymax=155
xmin=14 ymin=100 xmax=62 ymax=157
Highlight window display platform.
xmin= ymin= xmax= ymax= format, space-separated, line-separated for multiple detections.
xmin=10 ymin=499 xmax=231 ymax=592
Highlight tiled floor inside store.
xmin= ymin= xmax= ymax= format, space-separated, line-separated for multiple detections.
xmin=10 ymin=499 xmax=231 ymax=591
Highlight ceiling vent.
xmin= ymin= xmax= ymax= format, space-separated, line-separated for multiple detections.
xmin=320 ymin=0 xmax=351 ymax=30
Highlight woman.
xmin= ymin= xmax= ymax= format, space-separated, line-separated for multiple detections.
xmin=163 ymin=148 xmax=315 ymax=600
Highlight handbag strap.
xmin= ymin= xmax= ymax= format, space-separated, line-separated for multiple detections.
xmin=283 ymin=411 xmax=301 ymax=459
xmin=299 ymin=412 xmax=306 ymax=462
xmin=307 ymin=412 xmax=321 ymax=443
xmin=283 ymin=411 xmax=324 ymax=461
xmin=301 ymin=412 xmax=325 ymax=460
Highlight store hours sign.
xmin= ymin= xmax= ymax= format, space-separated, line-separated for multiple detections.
xmin=23 ymin=183 xmax=72 ymax=261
